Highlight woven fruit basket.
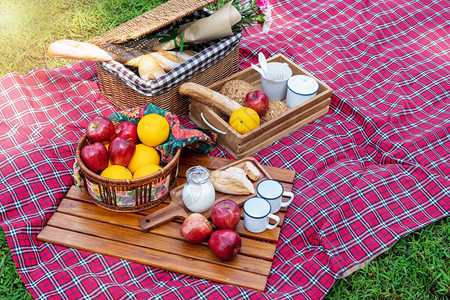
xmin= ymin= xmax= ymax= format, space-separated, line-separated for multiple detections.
xmin=74 ymin=134 xmax=181 ymax=212
xmin=89 ymin=0 xmax=241 ymax=116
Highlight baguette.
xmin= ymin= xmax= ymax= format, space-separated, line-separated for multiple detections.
xmin=48 ymin=40 xmax=195 ymax=81
xmin=48 ymin=40 xmax=118 ymax=62
xmin=210 ymin=169 xmax=255 ymax=195
xmin=47 ymin=40 xmax=148 ymax=67
xmin=179 ymin=82 xmax=243 ymax=116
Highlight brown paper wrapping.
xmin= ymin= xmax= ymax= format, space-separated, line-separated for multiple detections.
xmin=154 ymin=2 xmax=242 ymax=51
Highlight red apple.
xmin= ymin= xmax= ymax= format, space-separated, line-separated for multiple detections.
xmin=208 ymin=229 xmax=241 ymax=261
xmin=86 ymin=116 xmax=115 ymax=143
xmin=180 ymin=213 xmax=213 ymax=243
xmin=211 ymin=199 xmax=241 ymax=230
xmin=115 ymin=121 xmax=138 ymax=144
xmin=108 ymin=137 xmax=136 ymax=166
xmin=244 ymin=90 xmax=270 ymax=117
xmin=81 ymin=142 xmax=109 ymax=173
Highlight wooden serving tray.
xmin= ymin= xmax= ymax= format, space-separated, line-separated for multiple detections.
xmin=189 ymin=53 xmax=333 ymax=159
xmin=37 ymin=153 xmax=296 ymax=292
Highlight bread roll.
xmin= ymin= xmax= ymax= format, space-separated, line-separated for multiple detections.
xmin=150 ymin=51 xmax=184 ymax=71
xmin=138 ymin=54 xmax=166 ymax=80
xmin=243 ymin=162 xmax=261 ymax=181
xmin=210 ymin=169 xmax=255 ymax=195
xmin=220 ymin=80 xmax=255 ymax=106
xmin=225 ymin=167 xmax=246 ymax=175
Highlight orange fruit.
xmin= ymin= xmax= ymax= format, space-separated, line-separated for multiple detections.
xmin=100 ymin=165 xmax=132 ymax=180
xmin=104 ymin=143 xmax=113 ymax=166
xmin=229 ymin=107 xmax=260 ymax=134
xmin=137 ymin=114 xmax=170 ymax=146
xmin=133 ymin=164 xmax=162 ymax=179
xmin=127 ymin=144 xmax=160 ymax=174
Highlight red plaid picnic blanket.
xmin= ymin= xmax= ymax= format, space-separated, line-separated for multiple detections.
xmin=1 ymin=0 xmax=449 ymax=299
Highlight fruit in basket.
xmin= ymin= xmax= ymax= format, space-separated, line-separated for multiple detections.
xmin=208 ymin=229 xmax=241 ymax=261
xmin=104 ymin=143 xmax=113 ymax=166
xmin=133 ymin=164 xmax=162 ymax=179
xmin=211 ymin=200 xmax=241 ymax=230
xmin=100 ymin=165 xmax=133 ymax=180
xmin=109 ymin=137 xmax=136 ymax=166
xmin=86 ymin=116 xmax=116 ymax=143
xmin=81 ymin=142 xmax=109 ymax=173
xmin=244 ymin=90 xmax=269 ymax=117
xmin=180 ymin=213 xmax=213 ymax=243
xmin=115 ymin=121 xmax=138 ymax=144
xmin=137 ymin=114 xmax=170 ymax=146
xmin=228 ymin=107 xmax=260 ymax=134
xmin=127 ymin=144 xmax=160 ymax=174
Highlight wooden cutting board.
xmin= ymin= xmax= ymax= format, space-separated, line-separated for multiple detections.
xmin=139 ymin=157 xmax=272 ymax=232
xmin=37 ymin=153 xmax=296 ymax=292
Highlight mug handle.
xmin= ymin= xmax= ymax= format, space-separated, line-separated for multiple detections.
xmin=266 ymin=214 xmax=280 ymax=230
xmin=280 ymin=191 xmax=294 ymax=208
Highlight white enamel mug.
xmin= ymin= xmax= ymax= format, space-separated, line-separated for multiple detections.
xmin=285 ymin=75 xmax=319 ymax=108
xmin=243 ymin=197 xmax=280 ymax=233
xmin=256 ymin=179 xmax=294 ymax=213
xmin=260 ymin=62 xmax=292 ymax=100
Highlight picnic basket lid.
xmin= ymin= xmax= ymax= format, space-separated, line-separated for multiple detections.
xmin=89 ymin=0 xmax=218 ymax=45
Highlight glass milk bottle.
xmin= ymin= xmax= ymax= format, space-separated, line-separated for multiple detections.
xmin=182 ymin=166 xmax=215 ymax=213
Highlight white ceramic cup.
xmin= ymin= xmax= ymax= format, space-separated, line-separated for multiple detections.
xmin=260 ymin=62 xmax=293 ymax=100
xmin=256 ymin=179 xmax=294 ymax=213
xmin=243 ymin=197 xmax=280 ymax=233
xmin=285 ymin=75 xmax=319 ymax=108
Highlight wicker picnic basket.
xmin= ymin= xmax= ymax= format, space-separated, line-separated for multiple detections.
xmin=89 ymin=0 xmax=241 ymax=116
xmin=75 ymin=134 xmax=181 ymax=212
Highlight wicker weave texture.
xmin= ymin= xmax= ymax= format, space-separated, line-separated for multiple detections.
xmin=75 ymin=135 xmax=182 ymax=212
xmin=89 ymin=0 xmax=217 ymax=44
xmin=96 ymin=45 xmax=240 ymax=116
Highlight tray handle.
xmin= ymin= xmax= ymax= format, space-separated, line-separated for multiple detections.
xmin=201 ymin=112 xmax=227 ymax=135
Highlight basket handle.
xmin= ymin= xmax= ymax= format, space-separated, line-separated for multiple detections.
xmin=201 ymin=112 xmax=227 ymax=135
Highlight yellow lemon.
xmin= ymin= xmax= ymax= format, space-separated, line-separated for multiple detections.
xmin=229 ymin=107 xmax=260 ymax=134
xmin=100 ymin=165 xmax=132 ymax=180
xmin=133 ymin=164 xmax=162 ymax=179
xmin=137 ymin=114 xmax=170 ymax=147
xmin=127 ymin=143 xmax=160 ymax=174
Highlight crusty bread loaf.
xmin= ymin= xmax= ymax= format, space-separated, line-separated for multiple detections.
xmin=179 ymin=82 xmax=243 ymax=116
xmin=210 ymin=169 xmax=255 ymax=195
xmin=48 ymin=39 xmax=196 ymax=81
xmin=48 ymin=40 xmax=120 ymax=62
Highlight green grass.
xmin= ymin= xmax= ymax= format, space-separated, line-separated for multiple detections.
xmin=0 ymin=0 xmax=166 ymax=77
xmin=325 ymin=217 xmax=450 ymax=299
xmin=0 ymin=1 xmax=449 ymax=299
xmin=0 ymin=229 xmax=33 ymax=300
